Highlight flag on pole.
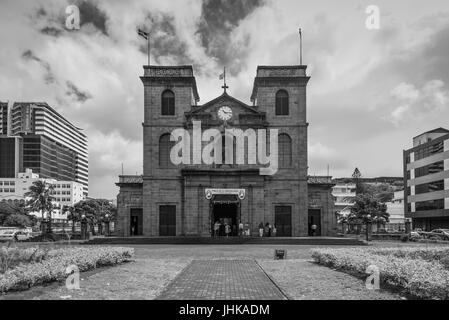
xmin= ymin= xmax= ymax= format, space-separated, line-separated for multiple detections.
xmin=138 ymin=29 xmax=149 ymax=40
xmin=219 ymin=67 xmax=226 ymax=80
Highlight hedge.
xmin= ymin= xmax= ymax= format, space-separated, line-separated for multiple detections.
xmin=0 ymin=246 xmax=134 ymax=293
xmin=311 ymin=247 xmax=449 ymax=300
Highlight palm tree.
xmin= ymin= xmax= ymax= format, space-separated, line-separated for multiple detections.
xmin=63 ymin=204 xmax=77 ymax=234
xmin=25 ymin=180 xmax=55 ymax=234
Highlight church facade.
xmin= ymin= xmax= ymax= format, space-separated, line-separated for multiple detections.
xmin=115 ymin=64 xmax=336 ymax=237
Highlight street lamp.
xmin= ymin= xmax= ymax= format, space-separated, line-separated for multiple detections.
xmin=366 ymin=214 xmax=372 ymax=242
xmin=105 ymin=213 xmax=110 ymax=237
xmin=81 ymin=214 xmax=87 ymax=240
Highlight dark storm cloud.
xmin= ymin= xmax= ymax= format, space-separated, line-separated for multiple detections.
xmin=139 ymin=13 xmax=193 ymax=65
xmin=75 ymin=0 xmax=108 ymax=35
xmin=196 ymin=0 xmax=265 ymax=74
xmin=21 ymin=50 xmax=55 ymax=84
xmin=65 ymin=81 xmax=92 ymax=103
xmin=31 ymin=0 xmax=109 ymax=37
xmin=40 ymin=26 xmax=63 ymax=37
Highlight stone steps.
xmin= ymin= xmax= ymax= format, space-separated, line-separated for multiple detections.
xmin=84 ymin=236 xmax=366 ymax=246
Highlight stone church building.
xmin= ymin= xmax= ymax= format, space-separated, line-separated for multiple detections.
xmin=116 ymin=64 xmax=336 ymax=237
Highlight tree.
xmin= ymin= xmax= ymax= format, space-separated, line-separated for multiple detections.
xmin=360 ymin=183 xmax=395 ymax=203
xmin=0 ymin=201 xmax=36 ymax=227
xmin=73 ymin=199 xmax=117 ymax=236
xmin=63 ymin=205 xmax=78 ymax=234
xmin=350 ymin=194 xmax=390 ymax=232
xmin=25 ymin=180 xmax=55 ymax=234
xmin=352 ymin=167 xmax=363 ymax=195
xmin=3 ymin=214 xmax=34 ymax=228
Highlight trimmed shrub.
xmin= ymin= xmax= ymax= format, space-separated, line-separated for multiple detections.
xmin=311 ymin=247 xmax=449 ymax=300
xmin=0 ymin=246 xmax=134 ymax=293
xmin=0 ymin=247 xmax=50 ymax=273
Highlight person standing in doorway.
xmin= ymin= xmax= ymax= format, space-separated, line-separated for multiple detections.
xmin=239 ymin=221 xmax=244 ymax=237
xmin=311 ymin=224 xmax=317 ymax=237
xmin=268 ymin=223 xmax=272 ymax=237
xmin=219 ymin=219 xmax=225 ymax=237
xmin=214 ymin=221 xmax=220 ymax=237
xmin=225 ymin=223 xmax=231 ymax=238
xmin=258 ymin=222 xmax=264 ymax=237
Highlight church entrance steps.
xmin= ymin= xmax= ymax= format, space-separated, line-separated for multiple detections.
xmin=83 ymin=236 xmax=366 ymax=246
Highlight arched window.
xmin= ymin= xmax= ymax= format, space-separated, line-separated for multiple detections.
xmin=161 ymin=90 xmax=175 ymax=116
xmin=159 ymin=134 xmax=175 ymax=168
xmin=278 ymin=134 xmax=292 ymax=168
xmin=221 ymin=134 xmax=237 ymax=165
xmin=275 ymin=90 xmax=289 ymax=116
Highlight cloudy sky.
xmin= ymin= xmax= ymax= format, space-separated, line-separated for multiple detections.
xmin=1 ymin=0 xmax=448 ymax=198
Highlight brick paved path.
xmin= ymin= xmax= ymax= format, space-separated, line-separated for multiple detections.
xmin=156 ymin=260 xmax=288 ymax=300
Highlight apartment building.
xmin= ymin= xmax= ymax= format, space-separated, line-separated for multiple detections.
xmin=404 ymin=128 xmax=449 ymax=230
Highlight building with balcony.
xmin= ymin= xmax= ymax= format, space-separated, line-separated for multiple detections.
xmin=332 ymin=183 xmax=357 ymax=216
xmin=0 ymin=102 xmax=88 ymax=196
xmin=0 ymin=169 xmax=85 ymax=222
xmin=404 ymin=128 xmax=449 ymax=230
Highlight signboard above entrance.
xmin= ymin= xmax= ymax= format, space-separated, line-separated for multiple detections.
xmin=205 ymin=189 xmax=246 ymax=200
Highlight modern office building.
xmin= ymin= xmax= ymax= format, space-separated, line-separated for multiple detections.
xmin=0 ymin=102 xmax=88 ymax=196
xmin=0 ymin=137 xmax=22 ymax=178
xmin=0 ymin=102 xmax=8 ymax=135
xmin=404 ymin=128 xmax=449 ymax=230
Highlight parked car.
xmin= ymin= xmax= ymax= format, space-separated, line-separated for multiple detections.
xmin=410 ymin=230 xmax=422 ymax=241
xmin=0 ymin=228 xmax=32 ymax=242
xmin=429 ymin=229 xmax=449 ymax=240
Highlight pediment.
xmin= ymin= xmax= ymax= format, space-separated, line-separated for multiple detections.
xmin=185 ymin=92 xmax=266 ymax=127
xmin=188 ymin=92 xmax=262 ymax=116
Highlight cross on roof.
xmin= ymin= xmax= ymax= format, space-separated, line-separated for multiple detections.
xmin=222 ymin=83 xmax=229 ymax=93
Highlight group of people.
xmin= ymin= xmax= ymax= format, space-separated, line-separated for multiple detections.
xmin=213 ymin=220 xmax=234 ymax=237
xmin=212 ymin=220 xmax=278 ymax=237
xmin=258 ymin=222 xmax=276 ymax=237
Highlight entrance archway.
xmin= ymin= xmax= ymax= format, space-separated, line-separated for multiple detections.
xmin=210 ymin=195 xmax=240 ymax=237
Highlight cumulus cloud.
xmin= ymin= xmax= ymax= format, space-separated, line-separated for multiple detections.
xmin=388 ymin=80 xmax=449 ymax=126
xmin=1 ymin=0 xmax=449 ymax=196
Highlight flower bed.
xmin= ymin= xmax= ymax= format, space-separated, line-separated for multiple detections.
xmin=311 ymin=247 xmax=449 ymax=300
xmin=0 ymin=246 xmax=134 ymax=293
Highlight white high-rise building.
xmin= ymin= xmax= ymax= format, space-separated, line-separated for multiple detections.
xmin=0 ymin=169 xmax=85 ymax=221
xmin=1 ymin=102 xmax=88 ymax=196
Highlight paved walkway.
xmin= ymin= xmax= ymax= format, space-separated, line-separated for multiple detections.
xmin=156 ymin=259 xmax=288 ymax=300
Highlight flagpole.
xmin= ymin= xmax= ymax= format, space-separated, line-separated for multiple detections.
xmin=147 ymin=35 xmax=150 ymax=66
xmin=299 ymin=28 xmax=302 ymax=65
xmin=223 ymin=67 xmax=227 ymax=93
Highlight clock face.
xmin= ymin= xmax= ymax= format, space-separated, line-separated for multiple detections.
xmin=218 ymin=106 xmax=233 ymax=121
